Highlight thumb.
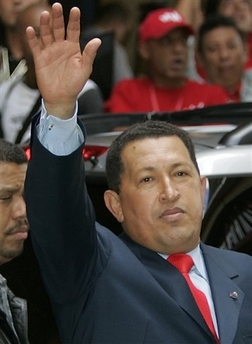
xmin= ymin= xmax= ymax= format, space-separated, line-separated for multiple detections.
xmin=82 ymin=38 xmax=102 ymax=65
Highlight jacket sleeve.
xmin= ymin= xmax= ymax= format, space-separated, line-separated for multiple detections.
xmin=25 ymin=113 xmax=98 ymax=304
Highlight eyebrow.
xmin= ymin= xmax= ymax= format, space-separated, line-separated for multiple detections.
xmin=137 ymin=162 xmax=192 ymax=172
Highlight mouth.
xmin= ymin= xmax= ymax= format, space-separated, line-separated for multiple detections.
xmin=160 ymin=207 xmax=184 ymax=222
xmin=9 ymin=226 xmax=29 ymax=241
xmin=218 ymin=65 xmax=233 ymax=75
xmin=170 ymin=58 xmax=185 ymax=70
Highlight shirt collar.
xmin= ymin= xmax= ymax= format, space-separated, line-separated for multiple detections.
xmin=158 ymin=245 xmax=209 ymax=282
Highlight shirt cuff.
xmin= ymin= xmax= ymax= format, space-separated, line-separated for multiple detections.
xmin=37 ymin=100 xmax=84 ymax=155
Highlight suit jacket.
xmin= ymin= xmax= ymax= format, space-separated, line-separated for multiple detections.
xmin=25 ymin=115 xmax=252 ymax=344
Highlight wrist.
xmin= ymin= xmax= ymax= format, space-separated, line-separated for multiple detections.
xmin=44 ymin=100 xmax=76 ymax=120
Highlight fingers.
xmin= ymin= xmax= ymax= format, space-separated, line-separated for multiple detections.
xmin=39 ymin=10 xmax=53 ymax=46
xmin=37 ymin=3 xmax=80 ymax=45
xmin=66 ymin=7 xmax=81 ymax=43
xmin=26 ymin=26 xmax=41 ymax=58
xmin=38 ymin=2 xmax=65 ymax=46
xmin=50 ymin=2 xmax=65 ymax=42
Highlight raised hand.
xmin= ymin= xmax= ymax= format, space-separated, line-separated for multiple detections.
xmin=26 ymin=2 xmax=101 ymax=119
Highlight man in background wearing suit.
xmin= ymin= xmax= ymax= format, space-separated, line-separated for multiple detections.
xmin=25 ymin=3 xmax=252 ymax=344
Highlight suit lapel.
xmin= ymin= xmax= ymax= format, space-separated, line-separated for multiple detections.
xmin=121 ymin=233 xmax=242 ymax=342
xmin=202 ymin=244 xmax=244 ymax=344
xmin=133 ymin=242 xmax=214 ymax=340
xmin=143 ymin=248 xmax=213 ymax=332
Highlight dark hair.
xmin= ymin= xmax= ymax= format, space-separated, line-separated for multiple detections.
xmin=106 ymin=120 xmax=199 ymax=193
xmin=0 ymin=139 xmax=27 ymax=164
xmin=197 ymin=14 xmax=245 ymax=53
xmin=204 ymin=0 xmax=220 ymax=17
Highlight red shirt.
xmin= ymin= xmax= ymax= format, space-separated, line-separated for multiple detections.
xmin=105 ymin=78 xmax=228 ymax=113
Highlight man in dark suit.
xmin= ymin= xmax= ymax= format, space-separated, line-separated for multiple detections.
xmin=24 ymin=3 xmax=252 ymax=344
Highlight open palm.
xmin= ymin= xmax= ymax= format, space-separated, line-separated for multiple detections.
xmin=26 ymin=2 xmax=101 ymax=117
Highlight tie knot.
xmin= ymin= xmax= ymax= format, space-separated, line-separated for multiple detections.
xmin=167 ymin=253 xmax=194 ymax=273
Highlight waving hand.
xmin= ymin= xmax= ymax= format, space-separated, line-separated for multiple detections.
xmin=26 ymin=2 xmax=101 ymax=119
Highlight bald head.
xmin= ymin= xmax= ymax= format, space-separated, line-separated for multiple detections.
xmin=0 ymin=0 xmax=48 ymax=28
xmin=17 ymin=2 xmax=51 ymax=63
xmin=17 ymin=2 xmax=51 ymax=32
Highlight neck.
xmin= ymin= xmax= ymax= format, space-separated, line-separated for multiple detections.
xmin=151 ymin=75 xmax=186 ymax=88
xmin=209 ymin=76 xmax=241 ymax=95
xmin=225 ymin=80 xmax=241 ymax=95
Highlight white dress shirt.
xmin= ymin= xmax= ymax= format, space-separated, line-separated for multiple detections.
xmin=38 ymin=100 xmax=84 ymax=155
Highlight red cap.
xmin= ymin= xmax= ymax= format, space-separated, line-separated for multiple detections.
xmin=139 ymin=8 xmax=194 ymax=42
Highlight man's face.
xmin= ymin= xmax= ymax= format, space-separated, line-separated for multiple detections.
xmin=218 ymin=0 xmax=252 ymax=33
xmin=199 ymin=26 xmax=246 ymax=91
xmin=107 ymin=136 xmax=206 ymax=255
xmin=0 ymin=0 xmax=45 ymax=28
xmin=140 ymin=28 xmax=189 ymax=87
xmin=0 ymin=162 xmax=28 ymax=265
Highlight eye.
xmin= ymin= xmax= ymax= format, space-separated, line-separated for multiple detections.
xmin=227 ymin=42 xmax=239 ymax=49
xmin=176 ymin=171 xmax=187 ymax=177
xmin=179 ymin=37 xmax=188 ymax=45
xmin=207 ymin=45 xmax=219 ymax=53
xmin=141 ymin=176 xmax=153 ymax=183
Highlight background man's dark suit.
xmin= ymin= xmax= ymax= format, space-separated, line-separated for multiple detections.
xmin=25 ymin=117 xmax=252 ymax=344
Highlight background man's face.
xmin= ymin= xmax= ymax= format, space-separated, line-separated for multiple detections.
xmin=218 ymin=0 xmax=252 ymax=33
xmin=0 ymin=162 xmax=28 ymax=265
xmin=0 ymin=0 xmax=46 ymax=28
xmin=140 ymin=28 xmax=189 ymax=86
xmin=200 ymin=26 xmax=246 ymax=90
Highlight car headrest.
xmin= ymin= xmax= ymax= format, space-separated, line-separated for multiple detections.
xmin=219 ymin=121 xmax=252 ymax=146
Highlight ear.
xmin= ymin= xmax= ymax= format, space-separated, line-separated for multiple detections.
xmin=200 ymin=175 xmax=207 ymax=201
xmin=104 ymin=190 xmax=124 ymax=223
xmin=138 ymin=41 xmax=150 ymax=60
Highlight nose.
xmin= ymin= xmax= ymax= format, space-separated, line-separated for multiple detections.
xmin=219 ymin=46 xmax=229 ymax=60
xmin=12 ymin=195 xmax=27 ymax=220
xmin=159 ymin=177 xmax=180 ymax=203
xmin=173 ymin=40 xmax=186 ymax=52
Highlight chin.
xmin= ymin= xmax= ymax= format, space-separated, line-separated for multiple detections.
xmin=7 ymin=246 xmax=24 ymax=260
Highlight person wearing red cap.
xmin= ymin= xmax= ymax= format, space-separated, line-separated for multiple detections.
xmin=105 ymin=8 xmax=228 ymax=113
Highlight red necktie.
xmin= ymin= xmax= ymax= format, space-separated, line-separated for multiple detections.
xmin=168 ymin=254 xmax=219 ymax=343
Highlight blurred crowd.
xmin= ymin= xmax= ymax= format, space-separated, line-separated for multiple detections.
xmin=1 ymin=0 xmax=252 ymax=144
